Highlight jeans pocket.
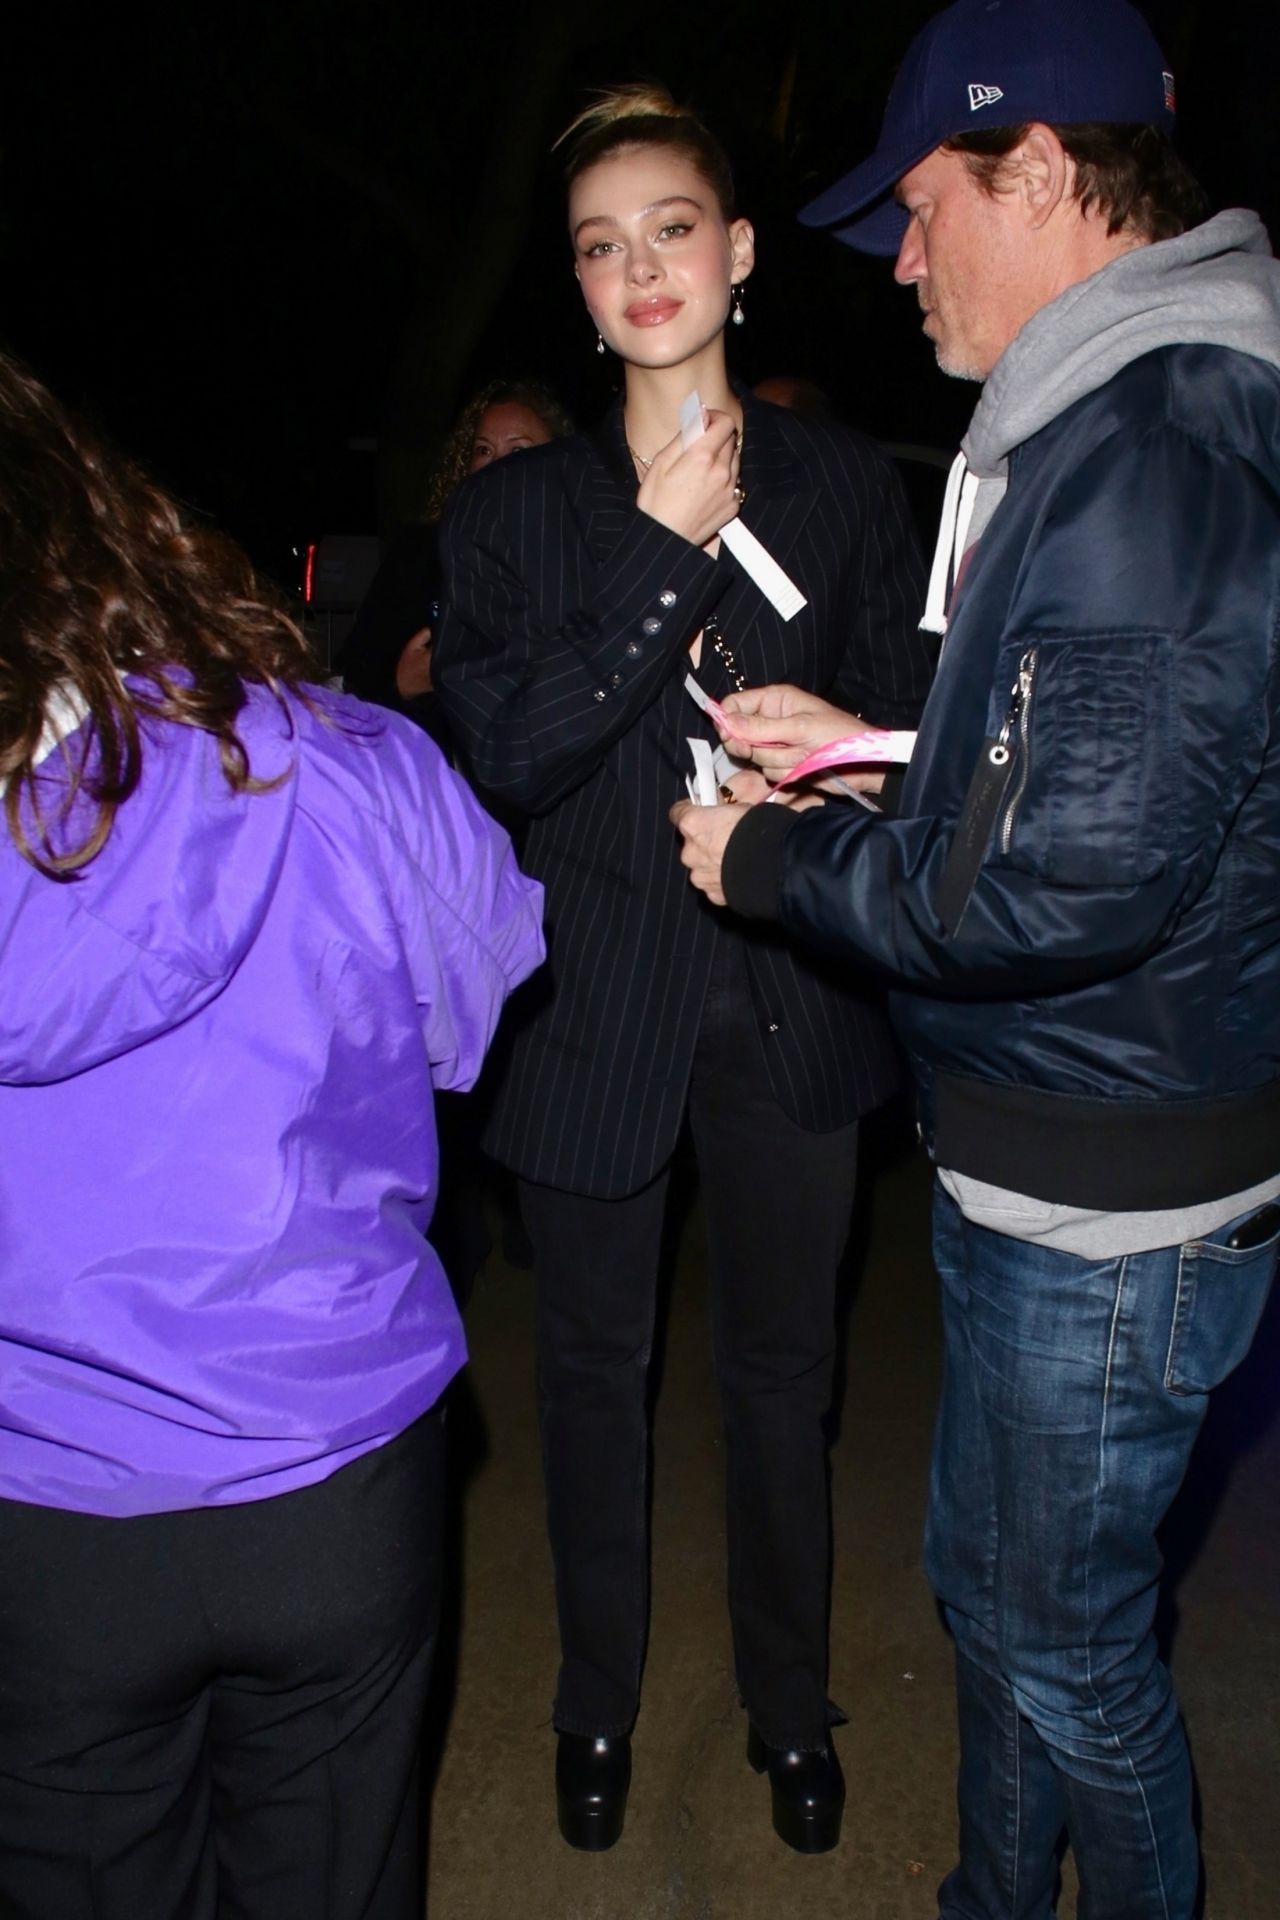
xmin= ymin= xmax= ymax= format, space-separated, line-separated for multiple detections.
xmin=1164 ymin=1222 xmax=1280 ymax=1395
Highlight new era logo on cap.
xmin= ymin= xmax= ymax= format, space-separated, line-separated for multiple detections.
xmin=799 ymin=0 xmax=1178 ymax=256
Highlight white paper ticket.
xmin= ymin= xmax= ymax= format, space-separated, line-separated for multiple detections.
xmin=679 ymin=391 xmax=808 ymax=622
xmin=685 ymin=737 xmax=747 ymax=804
xmin=686 ymin=738 xmax=719 ymax=805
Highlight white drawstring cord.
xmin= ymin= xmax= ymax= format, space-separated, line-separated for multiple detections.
xmin=920 ymin=452 xmax=979 ymax=638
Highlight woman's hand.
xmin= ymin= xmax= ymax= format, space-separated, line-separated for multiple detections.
xmin=636 ymin=410 xmax=741 ymax=549
xmin=394 ymin=627 xmax=434 ymax=700
xmin=723 ymin=767 xmax=770 ymax=805
xmin=718 ymin=683 xmax=882 ymax=787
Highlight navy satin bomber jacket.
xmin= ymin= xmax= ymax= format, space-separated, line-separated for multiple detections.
xmin=729 ymin=344 xmax=1280 ymax=1212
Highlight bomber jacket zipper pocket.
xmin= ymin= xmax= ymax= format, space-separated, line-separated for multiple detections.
xmin=935 ymin=653 xmax=1034 ymax=936
xmin=999 ymin=647 xmax=1038 ymax=853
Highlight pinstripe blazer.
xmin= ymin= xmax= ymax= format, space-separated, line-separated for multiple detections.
xmin=435 ymin=393 xmax=933 ymax=1198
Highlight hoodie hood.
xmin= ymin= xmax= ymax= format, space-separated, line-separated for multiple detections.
xmin=0 ymin=685 xmax=297 ymax=1085
xmin=921 ymin=210 xmax=1280 ymax=633
xmin=965 ymin=208 xmax=1280 ymax=476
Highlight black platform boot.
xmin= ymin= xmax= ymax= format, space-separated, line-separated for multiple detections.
xmin=747 ymin=1724 xmax=845 ymax=1853
xmin=555 ymin=1732 xmax=632 ymax=1851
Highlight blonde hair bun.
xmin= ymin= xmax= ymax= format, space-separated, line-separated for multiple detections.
xmin=556 ymin=82 xmax=736 ymax=221
xmin=556 ymin=83 xmax=686 ymax=150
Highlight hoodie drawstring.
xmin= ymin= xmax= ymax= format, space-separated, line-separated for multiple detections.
xmin=921 ymin=451 xmax=980 ymax=638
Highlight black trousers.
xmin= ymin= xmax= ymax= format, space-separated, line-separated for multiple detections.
xmin=0 ymin=1407 xmax=445 ymax=1920
xmin=521 ymin=941 xmax=860 ymax=1751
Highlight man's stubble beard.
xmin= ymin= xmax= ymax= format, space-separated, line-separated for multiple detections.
xmin=920 ymin=284 xmax=985 ymax=383
xmin=935 ymin=344 xmax=985 ymax=383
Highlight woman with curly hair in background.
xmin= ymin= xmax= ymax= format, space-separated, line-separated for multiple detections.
xmin=339 ymin=376 xmax=574 ymax=725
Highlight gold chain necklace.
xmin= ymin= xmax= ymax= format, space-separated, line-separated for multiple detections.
xmin=627 ymin=426 xmax=746 ymax=504
xmin=626 ymin=424 xmax=744 ymax=470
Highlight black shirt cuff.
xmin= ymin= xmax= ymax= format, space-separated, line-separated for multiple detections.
xmin=722 ymin=802 xmax=803 ymax=921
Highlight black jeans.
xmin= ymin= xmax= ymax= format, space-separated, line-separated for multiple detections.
xmin=521 ymin=942 xmax=860 ymax=1750
xmin=0 ymin=1408 xmax=445 ymax=1920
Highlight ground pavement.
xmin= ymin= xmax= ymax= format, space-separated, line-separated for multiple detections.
xmin=423 ymin=1135 xmax=1280 ymax=1919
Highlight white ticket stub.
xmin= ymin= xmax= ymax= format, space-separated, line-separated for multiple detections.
xmin=679 ymin=391 xmax=808 ymax=622
xmin=686 ymin=738 xmax=719 ymax=805
xmin=686 ymin=737 xmax=745 ymax=804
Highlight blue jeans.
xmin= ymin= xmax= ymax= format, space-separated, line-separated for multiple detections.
xmin=927 ymin=1182 xmax=1278 ymax=1920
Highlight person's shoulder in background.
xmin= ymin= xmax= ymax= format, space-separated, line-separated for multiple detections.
xmin=750 ymin=388 xmax=895 ymax=482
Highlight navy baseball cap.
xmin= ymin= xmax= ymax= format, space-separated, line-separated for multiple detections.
xmin=801 ymin=0 xmax=1177 ymax=256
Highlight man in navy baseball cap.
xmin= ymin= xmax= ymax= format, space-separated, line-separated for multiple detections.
xmin=801 ymin=0 xmax=1176 ymax=255
xmin=672 ymin=5 xmax=1280 ymax=1918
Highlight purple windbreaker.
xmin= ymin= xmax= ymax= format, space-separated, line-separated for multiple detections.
xmin=0 ymin=684 xmax=544 ymax=1517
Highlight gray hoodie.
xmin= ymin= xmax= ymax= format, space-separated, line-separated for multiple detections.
xmin=922 ymin=210 xmax=1280 ymax=633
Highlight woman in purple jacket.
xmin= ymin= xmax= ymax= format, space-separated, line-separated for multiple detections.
xmin=0 ymin=351 xmax=544 ymax=1920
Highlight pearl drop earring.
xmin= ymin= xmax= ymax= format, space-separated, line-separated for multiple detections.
xmin=596 ymin=332 xmax=606 ymax=355
xmin=731 ymin=286 xmax=746 ymax=327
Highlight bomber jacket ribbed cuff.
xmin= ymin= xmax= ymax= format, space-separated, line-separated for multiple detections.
xmin=722 ymin=802 xmax=802 ymax=921
xmin=875 ymin=768 xmax=908 ymax=817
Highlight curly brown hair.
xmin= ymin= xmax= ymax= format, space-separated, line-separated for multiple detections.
xmin=0 ymin=350 xmax=315 ymax=877
xmin=422 ymin=378 xmax=574 ymax=523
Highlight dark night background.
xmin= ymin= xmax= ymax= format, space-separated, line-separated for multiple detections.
xmin=5 ymin=0 xmax=1276 ymax=593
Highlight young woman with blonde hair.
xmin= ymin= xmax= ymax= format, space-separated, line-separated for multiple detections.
xmin=436 ymin=85 xmax=933 ymax=1855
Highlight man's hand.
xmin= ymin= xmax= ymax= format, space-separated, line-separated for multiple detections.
xmin=394 ymin=626 xmax=434 ymax=699
xmin=669 ymin=798 xmax=747 ymax=907
xmin=718 ymin=683 xmax=883 ymax=790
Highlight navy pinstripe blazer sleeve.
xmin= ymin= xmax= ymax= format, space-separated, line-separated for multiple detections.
xmin=436 ymin=448 xmax=724 ymax=814
xmin=434 ymin=396 xmax=933 ymax=1198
